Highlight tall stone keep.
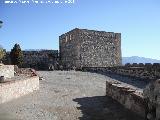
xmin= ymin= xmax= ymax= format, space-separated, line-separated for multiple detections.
xmin=59 ymin=28 xmax=122 ymax=69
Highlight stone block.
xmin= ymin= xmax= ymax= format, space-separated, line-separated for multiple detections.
xmin=0 ymin=65 xmax=14 ymax=79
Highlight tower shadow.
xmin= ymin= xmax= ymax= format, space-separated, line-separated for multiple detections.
xmin=73 ymin=96 xmax=144 ymax=120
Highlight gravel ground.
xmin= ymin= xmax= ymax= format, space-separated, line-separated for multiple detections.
xmin=0 ymin=71 xmax=143 ymax=120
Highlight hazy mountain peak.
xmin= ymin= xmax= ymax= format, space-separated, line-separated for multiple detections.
xmin=122 ymin=56 xmax=160 ymax=65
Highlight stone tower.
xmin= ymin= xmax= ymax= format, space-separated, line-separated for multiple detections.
xmin=59 ymin=28 xmax=122 ymax=69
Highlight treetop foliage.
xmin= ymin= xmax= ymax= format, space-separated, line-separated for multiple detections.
xmin=10 ymin=43 xmax=23 ymax=67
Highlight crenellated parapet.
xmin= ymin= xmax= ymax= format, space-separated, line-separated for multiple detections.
xmin=83 ymin=63 xmax=160 ymax=80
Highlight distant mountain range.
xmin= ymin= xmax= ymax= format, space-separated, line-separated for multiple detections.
xmin=24 ymin=49 xmax=49 ymax=51
xmin=122 ymin=56 xmax=160 ymax=65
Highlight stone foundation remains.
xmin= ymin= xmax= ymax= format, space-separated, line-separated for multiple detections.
xmin=0 ymin=76 xmax=39 ymax=104
xmin=0 ymin=66 xmax=39 ymax=104
xmin=0 ymin=64 xmax=14 ymax=79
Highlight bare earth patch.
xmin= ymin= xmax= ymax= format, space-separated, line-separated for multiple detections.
xmin=0 ymin=71 xmax=143 ymax=120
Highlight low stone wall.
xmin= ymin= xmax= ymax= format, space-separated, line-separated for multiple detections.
xmin=0 ymin=76 xmax=39 ymax=104
xmin=83 ymin=66 xmax=160 ymax=80
xmin=14 ymin=66 xmax=38 ymax=77
xmin=106 ymin=80 xmax=146 ymax=118
xmin=0 ymin=64 xmax=14 ymax=78
xmin=83 ymin=66 xmax=160 ymax=119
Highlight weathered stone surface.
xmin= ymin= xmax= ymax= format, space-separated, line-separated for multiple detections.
xmin=82 ymin=63 xmax=160 ymax=80
xmin=0 ymin=76 xmax=39 ymax=104
xmin=59 ymin=28 xmax=122 ymax=69
xmin=83 ymin=66 xmax=160 ymax=119
xmin=22 ymin=50 xmax=58 ymax=67
xmin=0 ymin=64 xmax=14 ymax=79
xmin=5 ymin=50 xmax=59 ymax=70
xmin=14 ymin=66 xmax=38 ymax=77
xmin=106 ymin=79 xmax=146 ymax=118
xmin=144 ymin=79 xmax=160 ymax=120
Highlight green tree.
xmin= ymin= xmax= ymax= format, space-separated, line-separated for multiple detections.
xmin=0 ymin=45 xmax=5 ymax=62
xmin=0 ymin=20 xmax=3 ymax=28
xmin=10 ymin=43 xmax=23 ymax=67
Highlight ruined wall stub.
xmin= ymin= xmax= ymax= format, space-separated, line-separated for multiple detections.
xmin=0 ymin=64 xmax=14 ymax=79
xmin=59 ymin=28 xmax=122 ymax=69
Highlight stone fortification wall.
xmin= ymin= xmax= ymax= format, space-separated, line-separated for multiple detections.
xmin=5 ymin=50 xmax=59 ymax=70
xmin=22 ymin=50 xmax=59 ymax=70
xmin=0 ymin=76 xmax=39 ymax=104
xmin=83 ymin=63 xmax=160 ymax=80
xmin=0 ymin=64 xmax=14 ymax=78
xmin=107 ymin=63 xmax=160 ymax=80
xmin=22 ymin=50 xmax=58 ymax=66
xmin=106 ymin=79 xmax=146 ymax=118
xmin=59 ymin=28 xmax=122 ymax=69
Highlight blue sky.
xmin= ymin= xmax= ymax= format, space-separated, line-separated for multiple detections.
xmin=0 ymin=0 xmax=160 ymax=59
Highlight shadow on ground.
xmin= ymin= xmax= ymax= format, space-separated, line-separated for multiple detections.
xmin=73 ymin=96 xmax=144 ymax=120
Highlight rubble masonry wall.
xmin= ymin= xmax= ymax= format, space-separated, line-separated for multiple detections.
xmin=0 ymin=65 xmax=14 ymax=78
xmin=0 ymin=76 xmax=39 ymax=104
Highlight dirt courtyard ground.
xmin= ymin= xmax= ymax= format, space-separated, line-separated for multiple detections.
xmin=0 ymin=71 xmax=143 ymax=120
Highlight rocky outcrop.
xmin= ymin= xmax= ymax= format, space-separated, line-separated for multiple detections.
xmin=144 ymin=79 xmax=160 ymax=120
